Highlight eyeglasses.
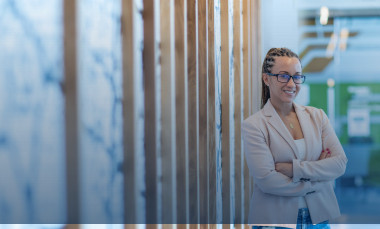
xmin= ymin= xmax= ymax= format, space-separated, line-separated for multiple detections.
xmin=265 ymin=73 xmax=306 ymax=84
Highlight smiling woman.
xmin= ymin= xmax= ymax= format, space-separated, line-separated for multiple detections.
xmin=242 ymin=47 xmax=348 ymax=229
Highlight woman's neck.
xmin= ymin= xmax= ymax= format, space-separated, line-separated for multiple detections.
xmin=270 ymin=99 xmax=294 ymax=116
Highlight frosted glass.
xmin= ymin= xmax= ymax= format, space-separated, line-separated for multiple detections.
xmin=78 ymin=0 xmax=124 ymax=223
xmin=0 ymin=0 xmax=65 ymax=224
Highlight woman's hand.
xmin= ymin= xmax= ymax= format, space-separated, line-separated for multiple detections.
xmin=318 ymin=148 xmax=332 ymax=160
xmin=275 ymin=162 xmax=293 ymax=178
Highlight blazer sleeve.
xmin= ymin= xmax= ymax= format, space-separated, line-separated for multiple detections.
xmin=292 ymin=109 xmax=348 ymax=182
xmin=242 ymin=119 xmax=324 ymax=197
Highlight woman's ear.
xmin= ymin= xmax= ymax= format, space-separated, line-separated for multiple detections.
xmin=262 ymin=73 xmax=269 ymax=86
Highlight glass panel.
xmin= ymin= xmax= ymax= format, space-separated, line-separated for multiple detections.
xmin=78 ymin=0 xmax=123 ymax=223
xmin=0 ymin=0 xmax=65 ymax=223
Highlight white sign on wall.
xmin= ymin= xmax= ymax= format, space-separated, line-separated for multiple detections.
xmin=347 ymin=108 xmax=370 ymax=137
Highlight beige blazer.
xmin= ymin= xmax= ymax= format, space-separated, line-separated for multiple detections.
xmin=242 ymin=100 xmax=348 ymax=226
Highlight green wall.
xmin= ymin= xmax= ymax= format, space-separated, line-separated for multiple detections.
xmin=308 ymin=83 xmax=380 ymax=144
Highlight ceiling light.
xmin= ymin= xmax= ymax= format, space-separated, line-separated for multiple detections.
xmin=320 ymin=6 xmax=329 ymax=25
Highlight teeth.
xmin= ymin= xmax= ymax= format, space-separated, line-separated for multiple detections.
xmin=284 ymin=90 xmax=295 ymax=94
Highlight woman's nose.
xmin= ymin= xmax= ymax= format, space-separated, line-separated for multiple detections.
xmin=286 ymin=77 xmax=296 ymax=87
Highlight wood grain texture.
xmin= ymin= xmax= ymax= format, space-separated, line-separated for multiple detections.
xmin=207 ymin=0 xmax=216 ymax=224
xmin=177 ymin=225 xmax=188 ymax=229
xmin=175 ymin=0 xmax=188 ymax=223
xmin=64 ymin=0 xmax=79 ymax=223
xmin=160 ymin=0 xmax=176 ymax=223
xmin=200 ymin=224 xmax=208 ymax=229
xmin=121 ymin=0 xmax=137 ymax=223
xmin=143 ymin=0 xmax=158 ymax=223
xmin=187 ymin=0 xmax=199 ymax=224
xmin=162 ymin=225 xmax=174 ymax=229
xmin=242 ymin=0 xmax=249 ymax=120
xmin=242 ymin=0 xmax=251 ymax=223
xmin=220 ymin=0 xmax=230 ymax=224
xmin=251 ymin=0 xmax=262 ymax=114
xmin=64 ymin=224 xmax=80 ymax=229
xmin=233 ymin=0 xmax=242 ymax=223
xmin=124 ymin=225 xmax=137 ymax=229
xmin=146 ymin=225 xmax=158 ymax=229
xmin=198 ymin=0 xmax=208 ymax=224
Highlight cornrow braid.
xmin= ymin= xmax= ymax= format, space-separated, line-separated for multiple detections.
xmin=260 ymin=48 xmax=301 ymax=108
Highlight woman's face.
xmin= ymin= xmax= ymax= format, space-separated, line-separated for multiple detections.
xmin=263 ymin=56 xmax=302 ymax=105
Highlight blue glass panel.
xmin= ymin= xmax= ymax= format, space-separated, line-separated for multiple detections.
xmin=0 ymin=0 xmax=65 ymax=224
xmin=78 ymin=0 xmax=123 ymax=223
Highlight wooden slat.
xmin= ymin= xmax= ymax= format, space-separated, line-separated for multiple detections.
xmin=64 ymin=224 xmax=80 ymax=229
xmin=146 ymin=225 xmax=158 ymax=229
xmin=163 ymin=225 xmax=174 ymax=229
xmin=122 ymin=0 xmax=137 ymax=223
xmin=200 ymin=225 xmax=208 ymax=229
xmin=220 ymin=0 xmax=230 ymax=224
xmin=251 ymin=0 xmax=261 ymax=113
xmin=233 ymin=0 xmax=242 ymax=224
xmin=124 ymin=225 xmax=137 ymax=229
xmin=247 ymin=0 xmax=252 ymax=117
xmin=198 ymin=0 xmax=208 ymax=224
xmin=143 ymin=0 xmax=158 ymax=223
xmin=177 ymin=225 xmax=188 ymax=229
xmin=64 ymin=0 xmax=79 ymax=224
xmin=242 ymin=0 xmax=249 ymax=120
xmin=175 ymin=0 xmax=188 ymax=223
xmin=242 ymin=0 xmax=251 ymax=223
xmin=187 ymin=0 xmax=199 ymax=224
xmin=207 ymin=0 xmax=216 ymax=224
xmin=160 ymin=0 xmax=176 ymax=224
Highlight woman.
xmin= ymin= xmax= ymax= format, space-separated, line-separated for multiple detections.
xmin=242 ymin=48 xmax=348 ymax=229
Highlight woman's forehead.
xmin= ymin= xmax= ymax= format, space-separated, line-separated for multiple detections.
xmin=272 ymin=56 xmax=302 ymax=71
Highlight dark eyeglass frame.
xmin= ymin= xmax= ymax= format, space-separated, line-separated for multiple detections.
xmin=265 ymin=72 xmax=306 ymax=84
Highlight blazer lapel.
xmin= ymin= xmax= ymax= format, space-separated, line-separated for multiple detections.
xmin=263 ymin=100 xmax=300 ymax=159
xmin=294 ymin=103 xmax=314 ymax=160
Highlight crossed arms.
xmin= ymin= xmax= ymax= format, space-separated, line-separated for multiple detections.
xmin=242 ymin=111 xmax=347 ymax=197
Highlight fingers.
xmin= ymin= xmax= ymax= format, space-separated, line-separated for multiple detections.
xmin=318 ymin=149 xmax=328 ymax=160
xmin=326 ymin=148 xmax=332 ymax=158
xmin=319 ymin=148 xmax=331 ymax=160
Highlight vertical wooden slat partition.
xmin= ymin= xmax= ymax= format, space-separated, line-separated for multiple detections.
xmin=220 ymin=0 xmax=230 ymax=224
xmin=122 ymin=0 xmax=136 ymax=224
xmin=161 ymin=0 xmax=176 ymax=224
xmin=64 ymin=0 xmax=79 ymax=224
xmin=233 ymin=0 xmax=242 ymax=224
xmin=207 ymin=0 xmax=217 ymax=226
xmin=143 ymin=0 xmax=158 ymax=224
xmin=175 ymin=0 xmax=189 ymax=224
xmin=63 ymin=0 xmax=261 ymax=225
xmin=251 ymin=0 xmax=262 ymax=113
xmin=242 ymin=0 xmax=251 ymax=223
xmin=198 ymin=0 xmax=209 ymax=224
xmin=187 ymin=0 xmax=199 ymax=224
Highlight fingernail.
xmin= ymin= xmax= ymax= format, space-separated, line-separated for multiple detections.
xmin=327 ymin=148 xmax=330 ymax=151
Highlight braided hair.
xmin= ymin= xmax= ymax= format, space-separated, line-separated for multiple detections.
xmin=261 ymin=47 xmax=301 ymax=108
